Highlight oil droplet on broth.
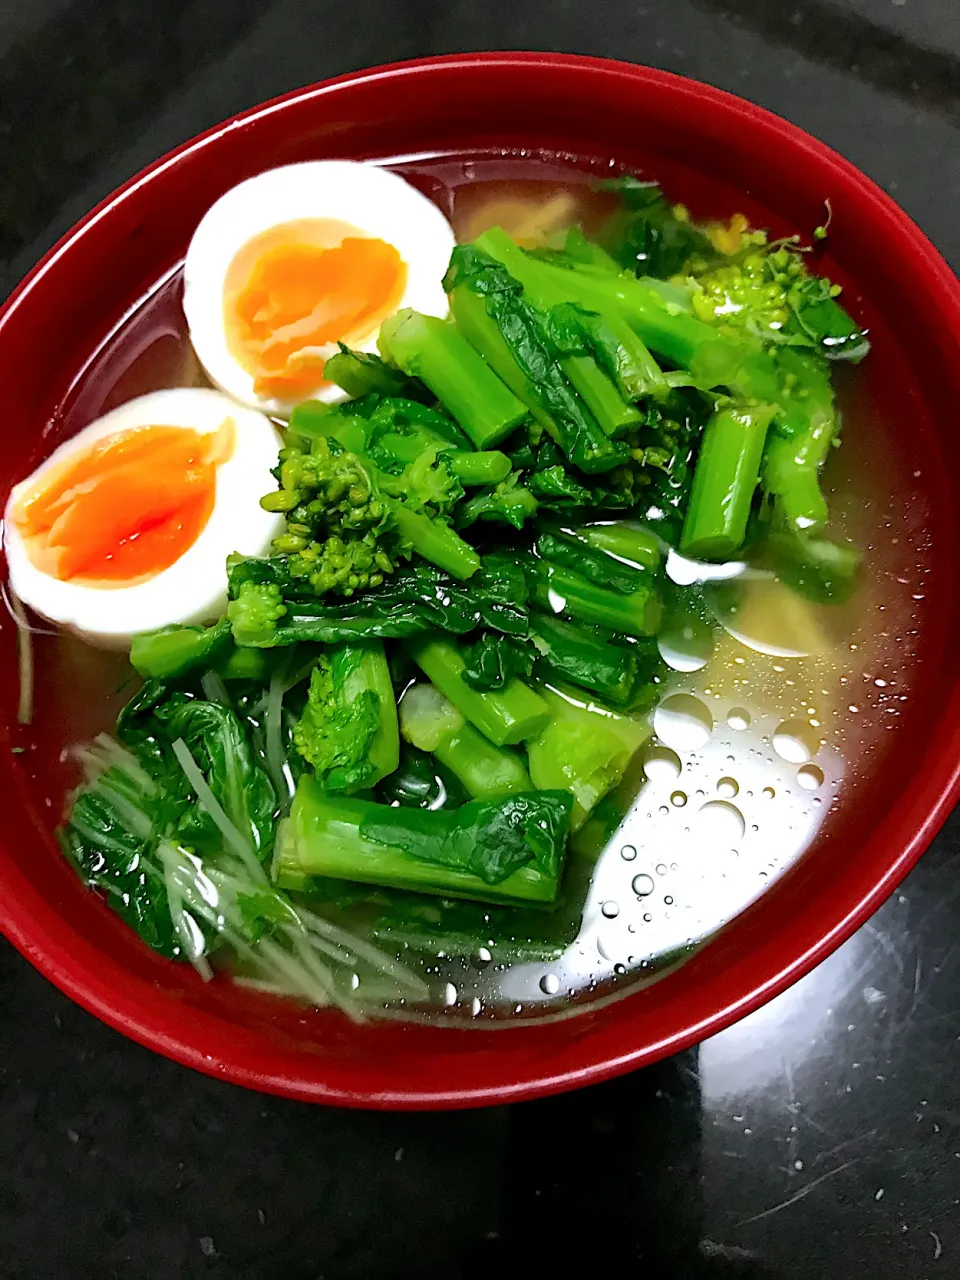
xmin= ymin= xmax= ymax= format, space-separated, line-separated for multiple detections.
xmin=632 ymin=874 xmax=655 ymax=897
xmin=540 ymin=973 xmax=560 ymax=996
xmin=696 ymin=800 xmax=747 ymax=843
xmin=621 ymin=844 xmax=638 ymax=861
xmin=642 ymin=744 xmax=683 ymax=782
xmin=658 ymin=607 xmax=714 ymax=673
xmin=797 ymin=763 xmax=825 ymax=791
xmin=773 ymin=718 xmax=821 ymax=765
xmin=653 ymin=693 xmax=713 ymax=751
xmin=670 ymin=790 xmax=688 ymax=808
xmin=717 ymin=776 xmax=739 ymax=798
xmin=727 ymin=707 xmax=751 ymax=731
xmin=601 ymin=901 xmax=620 ymax=919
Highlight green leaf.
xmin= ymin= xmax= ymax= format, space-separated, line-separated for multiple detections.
xmin=358 ymin=791 xmax=572 ymax=885
xmin=461 ymin=632 xmax=537 ymax=691
xmin=596 ymin=177 xmax=714 ymax=278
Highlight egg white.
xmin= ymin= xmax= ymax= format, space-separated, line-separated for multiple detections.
xmin=4 ymin=389 xmax=283 ymax=648
xmin=182 ymin=161 xmax=456 ymax=418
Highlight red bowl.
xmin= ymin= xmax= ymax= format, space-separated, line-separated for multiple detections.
xmin=1 ymin=52 xmax=959 ymax=1109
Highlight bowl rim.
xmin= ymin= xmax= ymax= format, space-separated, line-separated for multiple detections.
xmin=2 ymin=50 xmax=960 ymax=1109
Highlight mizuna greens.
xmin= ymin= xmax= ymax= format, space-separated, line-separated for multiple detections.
xmin=61 ymin=178 xmax=868 ymax=1016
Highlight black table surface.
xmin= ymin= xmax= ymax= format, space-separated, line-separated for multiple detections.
xmin=2 ymin=3 xmax=959 ymax=1276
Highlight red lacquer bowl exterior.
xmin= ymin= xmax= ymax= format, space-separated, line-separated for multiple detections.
xmin=1 ymin=53 xmax=959 ymax=1109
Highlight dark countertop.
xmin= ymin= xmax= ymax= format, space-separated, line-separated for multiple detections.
xmin=1 ymin=4 xmax=959 ymax=1276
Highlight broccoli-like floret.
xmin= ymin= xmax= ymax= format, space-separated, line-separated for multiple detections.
xmin=687 ymin=249 xmax=793 ymax=338
xmin=684 ymin=242 xmax=869 ymax=362
xmin=227 ymin=581 xmax=287 ymax=648
xmin=260 ymin=436 xmax=479 ymax=590
xmin=287 ymin=533 xmax=394 ymax=598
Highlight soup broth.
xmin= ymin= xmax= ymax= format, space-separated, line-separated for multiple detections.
xmin=11 ymin=149 xmax=935 ymax=1025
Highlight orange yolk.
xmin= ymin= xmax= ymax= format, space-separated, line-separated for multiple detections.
xmin=12 ymin=419 xmax=234 ymax=585
xmin=223 ymin=218 xmax=407 ymax=400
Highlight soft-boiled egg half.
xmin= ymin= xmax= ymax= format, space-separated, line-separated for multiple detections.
xmin=4 ymin=389 xmax=283 ymax=647
xmin=183 ymin=161 xmax=456 ymax=416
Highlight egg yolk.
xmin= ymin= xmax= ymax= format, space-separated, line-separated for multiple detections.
xmin=223 ymin=218 xmax=407 ymax=400
xmin=12 ymin=419 xmax=234 ymax=585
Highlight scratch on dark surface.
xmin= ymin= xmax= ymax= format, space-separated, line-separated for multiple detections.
xmin=862 ymin=923 xmax=907 ymax=978
xmin=813 ymin=1130 xmax=878 ymax=1167
xmin=735 ymin=1160 xmax=858 ymax=1228
xmin=783 ymin=1057 xmax=800 ymax=1173
xmin=931 ymin=1231 xmax=943 ymax=1260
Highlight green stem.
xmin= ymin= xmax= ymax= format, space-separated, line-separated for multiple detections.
xmin=378 ymin=309 xmax=528 ymax=449
xmin=130 ymin=618 xmax=232 ymax=679
xmin=526 ymin=557 xmax=663 ymax=638
xmin=448 ymin=450 xmax=512 ymax=486
xmin=475 ymin=227 xmax=779 ymax=401
xmin=406 ymin=636 xmax=549 ymax=746
xmin=560 ymin=353 xmax=642 ymax=434
xmin=529 ymin=613 xmax=640 ymax=705
xmin=449 ymin=283 xmax=625 ymax=474
xmin=387 ymin=502 xmax=481 ymax=580
xmin=761 ymin=349 xmax=836 ymax=535
xmin=399 ymin=683 xmax=532 ymax=797
xmin=274 ymin=779 xmax=568 ymax=906
xmin=680 ymin=403 xmax=773 ymax=561
xmin=536 ymin=529 xmax=651 ymax=594
xmin=448 ymin=283 xmax=557 ymax=433
xmin=526 ymin=685 xmax=651 ymax=829
xmin=565 ymin=520 xmax=663 ymax=573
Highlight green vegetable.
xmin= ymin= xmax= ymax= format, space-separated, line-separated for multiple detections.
xmin=274 ymin=777 xmax=572 ymax=905
xmin=560 ymin=352 xmax=642 ymax=436
xmin=378 ymin=309 xmax=529 ymax=448
xmin=60 ymin=739 xmax=183 ymax=957
xmin=680 ymin=402 xmax=774 ymax=561
xmin=764 ymin=525 xmax=861 ymax=604
xmin=473 ymin=227 xmax=780 ymax=403
xmin=461 ymin=631 xmax=536 ymax=691
xmin=566 ymin=519 xmax=662 ymax=572
xmin=480 ymin=230 xmax=672 ymax=400
xmin=687 ymin=243 xmax=870 ymax=363
xmin=130 ymin=618 xmax=232 ymax=680
xmin=762 ymin=349 xmax=837 ymax=535
xmin=227 ymin=555 xmax=529 ymax=649
xmin=536 ymin=529 xmax=652 ymax=594
xmin=448 ymin=451 xmax=512 ymax=486
xmin=444 ymin=245 xmax=629 ymax=474
xmin=217 ymin=645 xmax=275 ymax=683
xmin=399 ymin=683 xmax=532 ymax=798
xmin=457 ymin=473 xmax=540 ymax=530
xmin=526 ymin=685 xmax=651 ymax=828
xmin=546 ymin=301 xmax=667 ymax=404
xmin=529 ymin=613 xmax=653 ymax=705
xmin=322 ymin=344 xmax=427 ymax=401
xmin=62 ymin=686 xmax=426 ymax=1013
xmin=261 ymin=434 xmax=479 ymax=591
xmin=524 ymin=556 xmax=663 ymax=638
xmin=406 ymin=635 xmax=550 ymax=746
xmin=292 ymin=641 xmax=399 ymax=793
xmin=597 ymin=177 xmax=714 ymax=277
xmin=118 ymin=681 xmax=277 ymax=862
